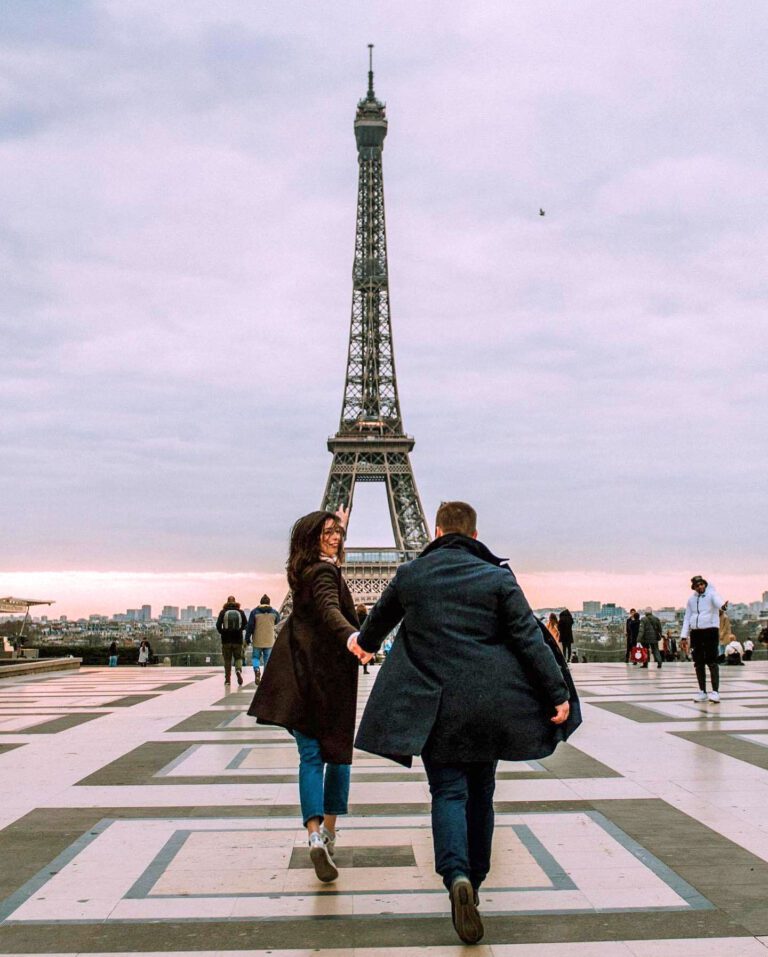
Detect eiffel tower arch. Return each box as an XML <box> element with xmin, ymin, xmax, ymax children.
<box><xmin>321</xmin><ymin>47</ymin><xmax>430</xmax><ymax>605</ymax></box>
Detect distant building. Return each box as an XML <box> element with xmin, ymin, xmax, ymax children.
<box><xmin>160</xmin><ymin>606</ymin><xmax>179</xmax><ymax>621</ymax></box>
<box><xmin>582</xmin><ymin>601</ymin><xmax>601</xmax><ymax>615</ymax></box>
<box><xmin>140</xmin><ymin>605</ymin><xmax>152</xmax><ymax>622</ymax></box>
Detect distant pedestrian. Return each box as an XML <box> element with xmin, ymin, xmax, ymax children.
<box><xmin>546</xmin><ymin>612</ymin><xmax>560</xmax><ymax>644</ymax></box>
<box><xmin>558</xmin><ymin>609</ymin><xmax>574</xmax><ymax>664</ymax></box>
<box><xmin>248</xmin><ymin>507</ymin><xmax>359</xmax><ymax>885</ymax></box>
<box><xmin>638</xmin><ymin>608</ymin><xmax>663</xmax><ymax>668</ymax></box>
<box><xmin>246</xmin><ymin>595</ymin><xmax>280</xmax><ymax>685</ymax></box>
<box><xmin>725</xmin><ymin>638</ymin><xmax>744</xmax><ymax>666</ymax></box>
<box><xmin>137</xmin><ymin>639</ymin><xmax>150</xmax><ymax>667</ymax></box>
<box><xmin>108</xmin><ymin>640</ymin><xmax>118</xmax><ymax>667</ymax></box>
<box><xmin>625</xmin><ymin>609</ymin><xmax>640</xmax><ymax>663</ymax></box>
<box><xmin>681</xmin><ymin>575</ymin><xmax>728</xmax><ymax>703</ymax></box>
<box><xmin>743</xmin><ymin>638</ymin><xmax>754</xmax><ymax>661</ymax></box>
<box><xmin>355</xmin><ymin>604</ymin><xmax>370</xmax><ymax>673</ymax></box>
<box><xmin>216</xmin><ymin>596</ymin><xmax>248</xmax><ymax>686</ymax></box>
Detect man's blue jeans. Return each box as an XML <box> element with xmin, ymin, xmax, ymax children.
<box><xmin>421</xmin><ymin>750</ymin><xmax>498</xmax><ymax>890</ymax></box>
<box><xmin>252</xmin><ymin>647</ymin><xmax>271</xmax><ymax>671</ymax></box>
<box><xmin>293</xmin><ymin>730</ymin><xmax>350</xmax><ymax>826</ymax></box>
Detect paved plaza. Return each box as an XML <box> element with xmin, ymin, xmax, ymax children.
<box><xmin>2</xmin><ymin>662</ymin><xmax>768</xmax><ymax>956</ymax></box>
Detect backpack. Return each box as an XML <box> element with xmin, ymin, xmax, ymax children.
<box><xmin>222</xmin><ymin>608</ymin><xmax>242</xmax><ymax>631</ymax></box>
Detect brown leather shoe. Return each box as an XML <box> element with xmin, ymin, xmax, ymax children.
<box><xmin>449</xmin><ymin>876</ymin><xmax>483</xmax><ymax>944</ymax></box>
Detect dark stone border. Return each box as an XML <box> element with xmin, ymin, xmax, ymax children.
<box><xmin>589</xmin><ymin>700</ymin><xmax>768</xmax><ymax>724</ymax></box>
<box><xmin>0</xmin><ymin>744</ymin><xmax>24</xmax><ymax>756</ymax></box>
<box><xmin>0</xmin><ymin>799</ymin><xmax>766</xmax><ymax>950</ymax></box>
<box><xmin>671</xmin><ymin>729</ymin><xmax>768</xmax><ymax>771</ymax></box>
<box><xmin>18</xmin><ymin>713</ymin><xmax>107</xmax><ymax>735</ymax></box>
<box><xmin>76</xmin><ymin>739</ymin><xmax>618</xmax><ymax>787</ymax></box>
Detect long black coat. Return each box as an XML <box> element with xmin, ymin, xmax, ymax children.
<box><xmin>247</xmin><ymin>562</ymin><xmax>359</xmax><ymax>764</ymax></box>
<box><xmin>355</xmin><ymin>534</ymin><xmax>581</xmax><ymax>767</ymax></box>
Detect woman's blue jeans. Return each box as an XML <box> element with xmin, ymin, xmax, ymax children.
<box><xmin>252</xmin><ymin>647</ymin><xmax>271</xmax><ymax>671</ymax></box>
<box><xmin>293</xmin><ymin>730</ymin><xmax>350</xmax><ymax>826</ymax></box>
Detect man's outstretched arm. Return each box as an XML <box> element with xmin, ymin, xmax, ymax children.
<box><xmin>356</xmin><ymin>576</ymin><xmax>405</xmax><ymax>654</ymax></box>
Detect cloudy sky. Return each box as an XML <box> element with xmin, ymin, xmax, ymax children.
<box><xmin>2</xmin><ymin>1</ymin><xmax>766</xmax><ymax>616</ymax></box>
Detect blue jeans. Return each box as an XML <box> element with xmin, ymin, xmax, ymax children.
<box><xmin>422</xmin><ymin>750</ymin><xmax>498</xmax><ymax>890</ymax></box>
<box><xmin>293</xmin><ymin>730</ymin><xmax>350</xmax><ymax>826</ymax></box>
<box><xmin>252</xmin><ymin>646</ymin><xmax>271</xmax><ymax>671</ymax></box>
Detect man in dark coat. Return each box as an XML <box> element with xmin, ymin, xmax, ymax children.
<box><xmin>216</xmin><ymin>596</ymin><xmax>248</xmax><ymax>686</ymax></box>
<box><xmin>349</xmin><ymin>501</ymin><xmax>580</xmax><ymax>945</ymax></box>
<box><xmin>558</xmin><ymin>608</ymin><xmax>575</xmax><ymax>663</ymax></box>
<box><xmin>625</xmin><ymin>608</ymin><xmax>641</xmax><ymax>663</ymax></box>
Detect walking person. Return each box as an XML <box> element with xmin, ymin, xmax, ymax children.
<box><xmin>246</xmin><ymin>595</ymin><xmax>280</xmax><ymax>685</ymax></box>
<box><xmin>743</xmin><ymin>638</ymin><xmax>755</xmax><ymax>661</ymax></box>
<box><xmin>248</xmin><ymin>508</ymin><xmax>359</xmax><ymax>884</ymax></box>
<box><xmin>638</xmin><ymin>607</ymin><xmax>663</xmax><ymax>668</ymax></box>
<box><xmin>216</xmin><ymin>596</ymin><xmax>248</xmax><ymax>686</ymax></box>
<box><xmin>137</xmin><ymin>638</ymin><xmax>150</xmax><ymax>667</ymax></box>
<box><xmin>348</xmin><ymin>501</ymin><xmax>580</xmax><ymax>944</ymax></box>
<box><xmin>558</xmin><ymin>608</ymin><xmax>574</xmax><ymax>664</ymax></box>
<box><xmin>681</xmin><ymin>575</ymin><xmax>728</xmax><ymax>703</ymax></box>
<box><xmin>107</xmin><ymin>640</ymin><xmax>118</xmax><ymax>667</ymax></box>
<box><xmin>625</xmin><ymin>609</ymin><xmax>641</xmax><ymax>663</ymax></box>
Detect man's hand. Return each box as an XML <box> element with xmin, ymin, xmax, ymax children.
<box><xmin>551</xmin><ymin>701</ymin><xmax>570</xmax><ymax>725</ymax></box>
<box><xmin>335</xmin><ymin>503</ymin><xmax>350</xmax><ymax>529</ymax></box>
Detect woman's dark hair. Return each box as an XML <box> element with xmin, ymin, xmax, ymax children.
<box><xmin>286</xmin><ymin>510</ymin><xmax>344</xmax><ymax>591</ymax></box>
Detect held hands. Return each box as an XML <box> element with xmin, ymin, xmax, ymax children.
<box><xmin>347</xmin><ymin>632</ymin><xmax>373</xmax><ymax>665</ymax></box>
<box><xmin>551</xmin><ymin>701</ymin><xmax>570</xmax><ymax>725</ymax></box>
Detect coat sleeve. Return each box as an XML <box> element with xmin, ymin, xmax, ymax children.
<box><xmin>215</xmin><ymin>610</ymin><xmax>224</xmax><ymax>634</ymax></box>
<box><xmin>310</xmin><ymin>564</ymin><xmax>357</xmax><ymax>647</ymax></box>
<box><xmin>499</xmin><ymin>576</ymin><xmax>569</xmax><ymax>705</ymax></box>
<box><xmin>245</xmin><ymin>610</ymin><xmax>255</xmax><ymax>641</ymax></box>
<box><xmin>358</xmin><ymin>576</ymin><xmax>405</xmax><ymax>653</ymax></box>
<box><xmin>680</xmin><ymin>602</ymin><xmax>692</xmax><ymax>639</ymax></box>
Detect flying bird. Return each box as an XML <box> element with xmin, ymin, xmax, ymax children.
<box><xmin>539</xmin><ymin>208</ymin><xmax>546</xmax><ymax>216</ymax></box>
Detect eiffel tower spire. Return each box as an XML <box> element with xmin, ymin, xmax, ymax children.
<box><xmin>321</xmin><ymin>49</ymin><xmax>430</xmax><ymax>603</ymax></box>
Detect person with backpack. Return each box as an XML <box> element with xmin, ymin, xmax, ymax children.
<box><xmin>216</xmin><ymin>596</ymin><xmax>248</xmax><ymax>686</ymax></box>
<box><xmin>246</xmin><ymin>595</ymin><xmax>280</xmax><ymax>684</ymax></box>
<box><xmin>638</xmin><ymin>607</ymin><xmax>663</xmax><ymax>668</ymax></box>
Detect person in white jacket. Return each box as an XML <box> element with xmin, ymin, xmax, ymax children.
<box><xmin>681</xmin><ymin>575</ymin><xmax>728</xmax><ymax>703</ymax></box>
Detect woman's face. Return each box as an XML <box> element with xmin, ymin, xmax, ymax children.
<box><xmin>319</xmin><ymin>519</ymin><xmax>343</xmax><ymax>559</ymax></box>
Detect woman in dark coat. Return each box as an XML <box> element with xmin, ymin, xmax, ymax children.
<box><xmin>248</xmin><ymin>509</ymin><xmax>359</xmax><ymax>884</ymax></box>
<box><xmin>558</xmin><ymin>608</ymin><xmax>574</xmax><ymax>664</ymax></box>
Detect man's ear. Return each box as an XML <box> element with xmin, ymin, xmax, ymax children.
<box><xmin>435</xmin><ymin>525</ymin><xmax>444</xmax><ymax>539</ymax></box>
<box><xmin>472</xmin><ymin>530</ymin><xmax>478</xmax><ymax>539</ymax></box>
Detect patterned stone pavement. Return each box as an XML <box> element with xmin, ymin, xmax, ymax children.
<box><xmin>2</xmin><ymin>661</ymin><xmax>768</xmax><ymax>956</ymax></box>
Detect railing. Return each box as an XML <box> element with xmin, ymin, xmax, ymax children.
<box><xmin>345</xmin><ymin>548</ymin><xmax>420</xmax><ymax>564</ymax></box>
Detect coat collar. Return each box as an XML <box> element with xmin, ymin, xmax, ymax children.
<box><xmin>419</xmin><ymin>532</ymin><xmax>508</xmax><ymax>568</ymax></box>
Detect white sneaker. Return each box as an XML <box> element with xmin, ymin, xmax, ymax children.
<box><xmin>308</xmin><ymin>832</ymin><xmax>338</xmax><ymax>883</ymax></box>
<box><xmin>708</xmin><ymin>690</ymin><xmax>720</xmax><ymax>703</ymax></box>
<box><xmin>320</xmin><ymin>823</ymin><xmax>337</xmax><ymax>857</ymax></box>
<box><xmin>693</xmin><ymin>691</ymin><xmax>707</xmax><ymax>702</ymax></box>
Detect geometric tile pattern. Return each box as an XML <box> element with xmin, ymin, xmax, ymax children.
<box><xmin>2</xmin><ymin>660</ymin><xmax>768</xmax><ymax>953</ymax></box>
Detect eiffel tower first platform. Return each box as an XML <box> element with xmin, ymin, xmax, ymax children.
<box><xmin>320</xmin><ymin>47</ymin><xmax>430</xmax><ymax>605</ymax></box>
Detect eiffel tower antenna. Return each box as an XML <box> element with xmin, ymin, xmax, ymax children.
<box><xmin>320</xmin><ymin>48</ymin><xmax>430</xmax><ymax>604</ymax></box>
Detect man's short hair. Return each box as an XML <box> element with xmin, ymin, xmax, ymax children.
<box><xmin>436</xmin><ymin>501</ymin><xmax>477</xmax><ymax>536</ymax></box>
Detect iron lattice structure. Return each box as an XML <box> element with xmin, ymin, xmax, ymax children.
<box><xmin>321</xmin><ymin>49</ymin><xmax>430</xmax><ymax>605</ymax></box>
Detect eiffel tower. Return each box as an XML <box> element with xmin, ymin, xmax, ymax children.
<box><xmin>321</xmin><ymin>46</ymin><xmax>430</xmax><ymax>604</ymax></box>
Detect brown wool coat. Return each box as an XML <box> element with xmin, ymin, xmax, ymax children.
<box><xmin>247</xmin><ymin>561</ymin><xmax>359</xmax><ymax>764</ymax></box>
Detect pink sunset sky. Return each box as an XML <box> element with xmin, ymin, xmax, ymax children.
<box><xmin>2</xmin><ymin>1</ymin><xmax>766</xmax><ymax>616</ymax></box>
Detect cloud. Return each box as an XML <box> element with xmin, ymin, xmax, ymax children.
<box><xmin>1</xmin><ymin>1</ymin><xmax>766</xmax><ymax>605</ymax></box>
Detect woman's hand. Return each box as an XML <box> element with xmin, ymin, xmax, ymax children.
<box><xmin>347</xmin><ymin>633</ymin><xmax>373</xmax><ymax>665</ymax></box>
<box><xmin>551</xmin><ymin>701</ymin><xmax>570</xmax><ymax>724</ymax></box>
<box><xmin>335</xmin><ymin>503</ymin><xmax>350</xmax><ymax>529</ymax></box>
